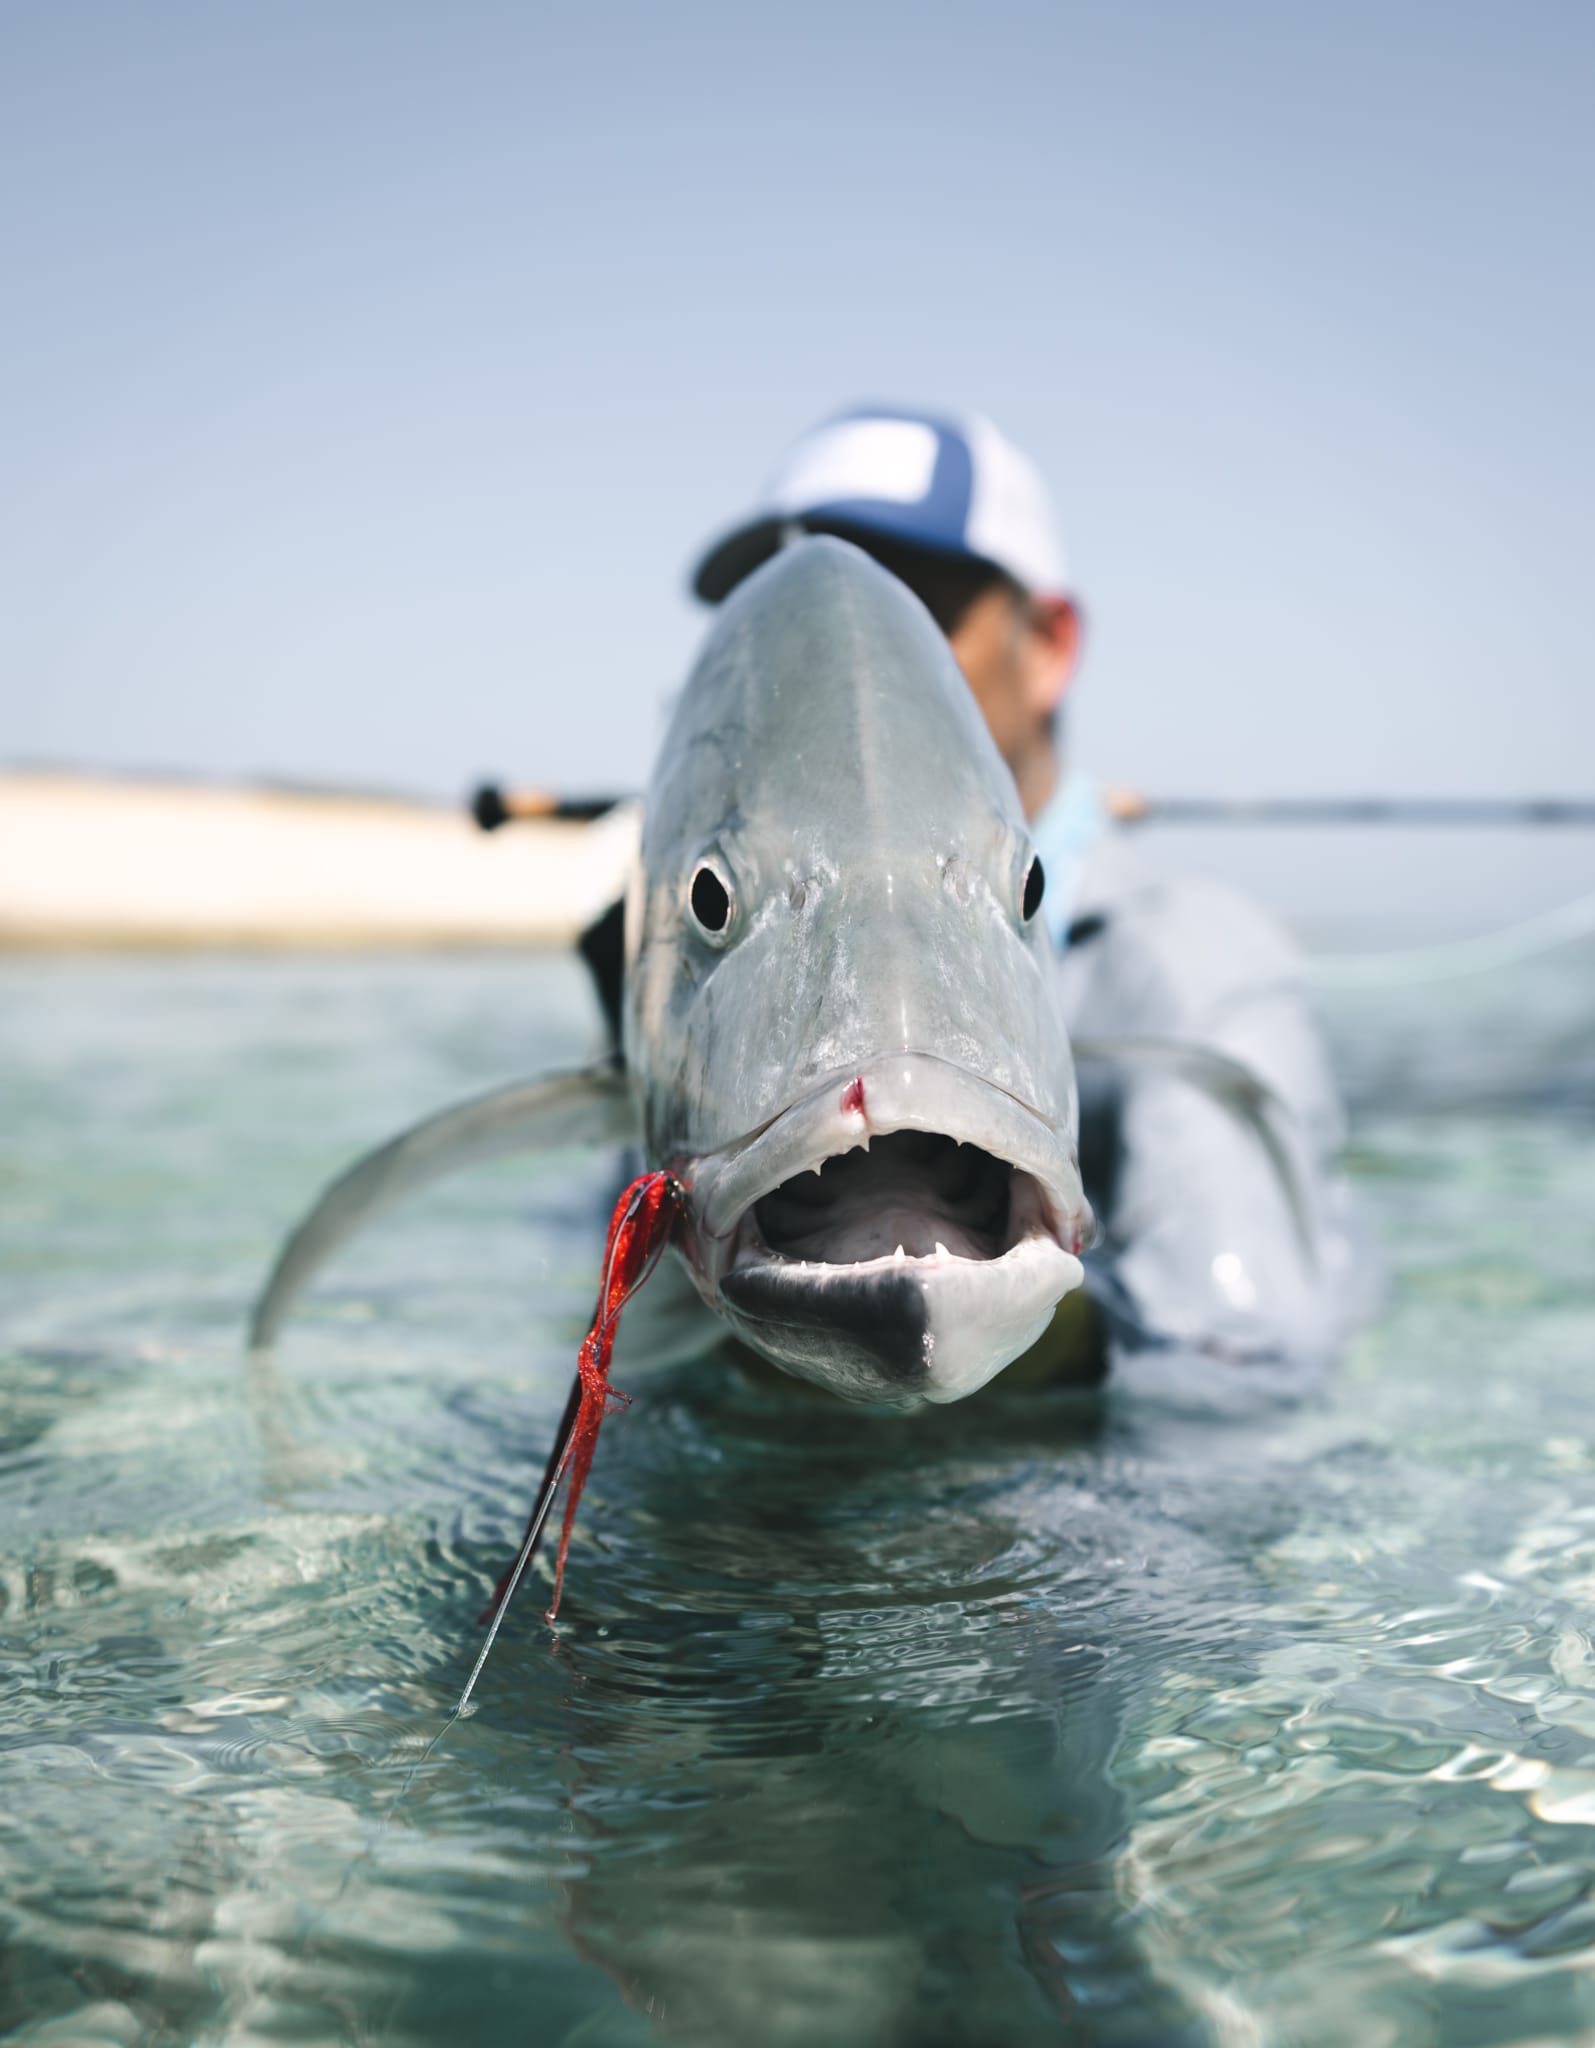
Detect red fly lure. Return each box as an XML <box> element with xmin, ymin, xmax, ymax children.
<box><xmin>544</xmin><ymin>1168</ymin><xmax>682</xmax><ymax>1621</ymax></box>
<box><xmin>472</xmin><ymin>1169</ymin><xmax>682</xmax><ymax>1673</ymax></box>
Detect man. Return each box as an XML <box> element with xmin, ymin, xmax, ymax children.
<box><xmin>690</xmin><ymin>406</ymin><xmax>1090</xmax><ymax>916</ymax></box>
<box><xmin>684</xmin><ymin>404</ymin><xmax>1349</xmax><ymax>1373</ymax></box>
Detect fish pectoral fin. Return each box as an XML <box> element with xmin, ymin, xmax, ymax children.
<box><xmin>249</xmin><ymin>1060</ymin><xmax>637</xmax><ymax>1350</ymax></box>
<box><xmin>1071</xmin><ymin>1036</ymin><xmax>1318</xmax><ymax>1268</ymax></box>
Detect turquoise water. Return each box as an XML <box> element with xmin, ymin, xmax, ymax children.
<box><xmin>3</xmin><ymin>949</ymin><xmax>1593</xmax><ymax>2046</ymax></box>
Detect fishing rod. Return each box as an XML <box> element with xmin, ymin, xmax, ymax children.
<box><xmin>469</xmin><ymin>784</ymin><xmax>1595</xmax><ymax>832</ymax></box>
<box><xmin>1101</xmin><ymin>793</ymin><xmax>1595</xmax><ymax>828</ymax></box>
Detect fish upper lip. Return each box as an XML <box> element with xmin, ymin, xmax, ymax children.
<box><xmin>682</xmin><ymin>1050</ymin><xmax>1084</xmax><ymax>1252</ymax></box>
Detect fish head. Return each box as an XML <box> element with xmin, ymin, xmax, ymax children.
<box><xmin>624</xmin><ymin>537</ymin><xmax>1090</xmax><ymax>1407</ymax></box>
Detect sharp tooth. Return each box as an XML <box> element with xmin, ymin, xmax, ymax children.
<box><xmin>934</xmin><ymin>1240</ymin><xmax>950</xmax><ymax>1259</ymax></box>
<box><xmin>894</xmin><ymin>1244</ymin><xmax>906</xmax><ymax>1260</ymax></box>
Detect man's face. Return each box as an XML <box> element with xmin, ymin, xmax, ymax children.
<box><xmin>948</xmin><ymin>587</ymin><xmax>1082</xmax><ymax>792</ymax></box>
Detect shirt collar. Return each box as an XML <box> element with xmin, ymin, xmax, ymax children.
<box><xmin>1028</xmin><ymin>772</ymin><xmax>1105</xmax><ymax>947</ymax></box>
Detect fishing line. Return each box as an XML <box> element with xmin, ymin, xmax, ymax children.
<box><xmin>315</xmin><ymin>1371</ymin><xmax>576</xmax><ymax>2036</ymax></box>
<box><xmin>368</xmin><ymin>1171</ymin><xmax>683</xmax><ymax>1830</ymax></box>
<box><xmin>334</xmin><ymin>1395</ymin><xmax>578</xmax><ymax>1881</ymax></box>
<box><xmin>1304</xmin><ymin>888</ymin><xmax>1595</xmax><ymax>988</ymax></box>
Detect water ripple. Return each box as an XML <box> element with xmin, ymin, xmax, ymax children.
<box><xmin>3</xmin><ymin>952</ymin><xmax>1594</xmax><ymax>2044</ymax></box>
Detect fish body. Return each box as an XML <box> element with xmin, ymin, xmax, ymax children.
<box><xmin>625</xmin><ymin>537</ymin><xmax>1088</xmax><ymax>1405</ymax></box>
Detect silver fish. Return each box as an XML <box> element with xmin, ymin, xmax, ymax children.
<box><xmin>251</xmin><ymin>538</ymin><xmax>1091</xmax><ymax>1406</ymax></box>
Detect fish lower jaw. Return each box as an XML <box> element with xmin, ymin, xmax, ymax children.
<box><xmin>716</xmin><ymin>1222</ymin><xmax>1085</xmax><ymax>1407</ymax></box>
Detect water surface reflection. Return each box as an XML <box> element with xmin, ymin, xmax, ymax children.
<box><xmin>2</xmin><ymin>952</ymin><xmax>1593</xmax><ymax>2044</ymax></box>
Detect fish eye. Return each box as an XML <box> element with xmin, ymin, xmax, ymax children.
<box><xmin>688</xmin><ymin>857</ymin><xmax>734</xmax><ymax>942</ymax></box>
<box><xmin>1021</xmin><ymin>854</ymin><xmax>1045</xmax><ymax>923</ymax></box>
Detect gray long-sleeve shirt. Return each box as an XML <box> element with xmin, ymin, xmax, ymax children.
<box><xmin>1057</xmin><ymin>830</ymin><xmax>1353</xmax><ymax>1363</ymax></box>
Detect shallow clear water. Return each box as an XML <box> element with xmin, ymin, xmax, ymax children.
<box><xmin>2</xmin><ymin>948</ymin><xmax>1593</xmax><ymax>2046</ymax></box>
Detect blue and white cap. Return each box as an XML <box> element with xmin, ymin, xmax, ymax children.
<box><xmin>691</xmin><ymin>404</ymin><xmax>1070</xmax><ymax>604</ymax></box>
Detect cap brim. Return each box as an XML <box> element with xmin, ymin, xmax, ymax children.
<box><xmin>692</xmin><ymin>507</ymin><xmax>1070</xmax><ymax>606</ymax></box>
<box><xmin>690</xmin><ymin>515</ymin><xmax>792</xmax><ymax>604</ymax></box>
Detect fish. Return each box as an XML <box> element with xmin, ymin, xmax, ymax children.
<box><xmin>251</xmin><ymin>536</ymin><xmax>1092</xmax><ymax>1407</ymax></box>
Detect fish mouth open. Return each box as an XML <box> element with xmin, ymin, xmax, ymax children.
<box><xmin>744</xmin><ymin>1129</ymin><xmax>1055</xmax><ymax>1267</ymax></box>
<box><xmin>684</xmin><ymin>1054</ymin><xmax>1088</xmax><ymax>1406</ymax></box>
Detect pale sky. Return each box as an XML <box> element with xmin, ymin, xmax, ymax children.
<box><xmin>3</xmin><ymin>2</ymin><xmax>1591</xmax><ymax>926</ymax></box>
